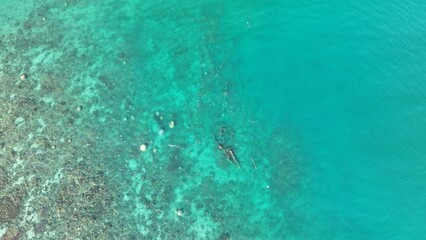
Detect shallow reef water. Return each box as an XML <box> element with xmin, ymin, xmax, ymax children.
<box><xmin>0</xmin><ymin>1</ymin><xmax>301</xmax><ymax>239</ymax></box>
<box><xmin>1</xmin><ymin>0</ymin><xmax>426</xmax><ymax>239</ymax></box>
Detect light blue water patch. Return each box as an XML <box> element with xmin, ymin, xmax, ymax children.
<box><xmin>232</xmin><ymin>1</ymin><xmax>426</xmax><ymax>239</ymax></box>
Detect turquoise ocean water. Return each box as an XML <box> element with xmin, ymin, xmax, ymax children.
<box><xmin>1</xmin><ymin>0</ymin><xmax>426</xmax><ymax>239</ymax></box>
<box><xmin>234</xmin><ymin>1</ymin><xmax>426</xmax><ymax>239</ymax></box>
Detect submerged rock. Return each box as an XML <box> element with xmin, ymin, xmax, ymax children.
<box><xmin>0</xmin><ymin>197</ymin><xmax>20</xmax><ymax>223</ymax></box>
<box><xmin>140</xmin><ymin>143</ymin><xmax>147</xmax><ymax>152</ymax></box>
<box><xmin>20</xmin><ymin>73</ymin><xmax>27</xmax><ymax>80</ymax></box>
<box><xmin>169</xmin><ymin>120</ymin><xmax>175</xmax><ymax>128</ymax></box>
<box><xmin>2</xmin><ymin>225</ymin><xmax>21</xmax><ymax>240</ymax></box>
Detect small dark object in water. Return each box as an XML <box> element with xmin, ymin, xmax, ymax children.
<box><xmin>225</xmin><ymin>148</ymin><xmax>240</xmax><ymax>167</ymax></box>
<box><xmin>216</xmin><ymin>142</ymin><xmax>241</xmax><ymax>167</ymax></box>
<box><xmin>214</xmin><ymin>124</ymin><xmax>240</xmax><ymax>167</ymax></box>
<box><xmin>218</xmin><ymin>143</ymin><xmax>224</xmax><ymax>150</ymax></box>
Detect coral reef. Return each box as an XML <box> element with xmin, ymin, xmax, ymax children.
<box><xmin>0</xmin><ymin>1</ymin><xmax>301</xmax><ymax>239</ymax></box>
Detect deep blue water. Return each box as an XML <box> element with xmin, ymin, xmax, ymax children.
<box><xmin>233</xmin><ymin>1</ymin><xmax>426</xmax><ymax>239</ymax></box>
